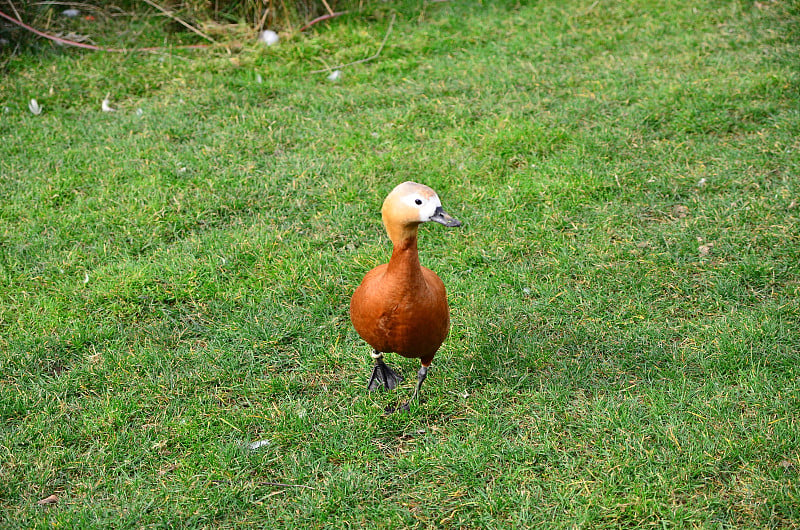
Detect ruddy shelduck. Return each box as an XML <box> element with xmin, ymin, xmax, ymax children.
<box><xmin>350</xmin><ymin>181</ymin><xmax>461</xmax><ymax>410</ymax></box>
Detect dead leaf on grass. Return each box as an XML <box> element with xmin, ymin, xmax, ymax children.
<box><xmin>672</xmin><ymin>205</ymin><xmax>689</xmax><ymax>218</ymax></box>
<box><xmin>37</xmin><ymin>494</ymin><xmax>58</xmax><ymax>505</ymax></box>
<box><xmin>159</xmin><ymin>463</ymin><xmax>178</xmax><ymax>476</ymax></box>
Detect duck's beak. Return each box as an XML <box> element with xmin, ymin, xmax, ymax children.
<box><xmin>429</xmin><ymin>206</ymin><xmax>462</xmax><ymax>227</ymax></box>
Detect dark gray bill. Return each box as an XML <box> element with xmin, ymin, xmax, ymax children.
<box><xmin>429</xmin><ymin>206</ymin><xmax>462</xmax><ymax>227</ymax></box>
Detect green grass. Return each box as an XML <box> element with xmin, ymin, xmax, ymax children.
<box><xmin>1</xmin><ymin>0</ymin><xmax>799</xmax><ymax>526</ymax></box>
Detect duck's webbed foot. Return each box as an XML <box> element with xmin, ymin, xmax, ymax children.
<box><xmin>400</xmin><ymin>365</ymin><xmax>429</xmax><ymax>411</ymax></box>
<box><xmin>367</xmin><ymin>351</ymin><xmax>403</xmax><ymax>391</ymax></box>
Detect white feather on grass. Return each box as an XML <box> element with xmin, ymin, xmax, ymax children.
<box><xmin>102</xmin><ymin>94</ymin><xmax>116</xmax><ymax>112</ymax></box>
<box><xmin>28</xmin><ymin>99</ymin><xmax>42</xmax><ymax>115</ymax></box>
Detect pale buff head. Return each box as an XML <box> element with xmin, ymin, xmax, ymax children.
<box><xmin>381</xmin><ymin>181</ymin><xmax>460</xmax><ymax>244</ymax></box>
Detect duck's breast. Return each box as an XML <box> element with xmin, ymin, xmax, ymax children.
<box><xmin>350</xmin><ymin>265</ymin><xmax>450</xmax><ymax>362</ymax></box>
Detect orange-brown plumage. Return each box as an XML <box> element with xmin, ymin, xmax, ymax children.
<box><xmin>350</xmin><ymin>236</ymin><xmax>449</xmax><ymax>366</ymax></box>
<box><xmin>350</xmin><ymin>182</ymin><xmax>460</xmax><ymax>407</ymax></box>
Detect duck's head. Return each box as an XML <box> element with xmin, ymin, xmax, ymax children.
<box><xmin>381</xmin><ymin>181</ymin><xmax>461</xmax><ymax>245</ymax></box>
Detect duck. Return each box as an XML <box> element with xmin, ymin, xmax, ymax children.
<box><xmin>350</xmin><ymin>181</ymin><xmax>461</xmax><ymax>410</ymax></box>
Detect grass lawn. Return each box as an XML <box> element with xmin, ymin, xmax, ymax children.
<box><xmin>1</xmin><ymin>0</ymin><xmax>799</xmax><ymax>526</ymax></box>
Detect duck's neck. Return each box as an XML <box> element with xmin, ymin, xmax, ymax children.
<box><xmin>386</xmin><ymin>230</ymin><xmax>425</xmax><ymax>284</ymax></box>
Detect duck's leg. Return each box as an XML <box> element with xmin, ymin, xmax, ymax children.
<box><xmin>400</xmin><ymin>365</ymin><xmax>429</xmax><ymax>411</ymax></box>
<box><xmin>367</xmin><ymin>350</ymin><xmax>403</xmax><ymax>391</ymax></box>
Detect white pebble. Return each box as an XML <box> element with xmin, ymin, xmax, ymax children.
<box><xmin>62</xmin><ymin>8</ymin><xmax>80</xmax><ymax>17</ymax></box>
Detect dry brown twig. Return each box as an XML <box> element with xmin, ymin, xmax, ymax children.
<box><xmin>6</xmin><ymin>0</ymin><xmax>22</xmax><ymax>20</ymax></box>
<box><xmin>298</xmin><ymin>10</ymin><xmax>349</xmax><ymax>32</ymax></box>
<box><xmin>0</xmin><ymin>7</ymin><xmax>211</xmax><ymax>53</ymax></box>
<box><xmin>319</xmin><ymin>0</ymin><xmax>335</xmax><ymax>17</ymax></box>
<box><xmin>140</xmin><ymin>0</ymin><xmax>216</xmax><ymax>43</ymax></box>
<box><xmin>255</xmin><ymin>5</ymin><xmax>270</xmax><ymax>32</ymax></box>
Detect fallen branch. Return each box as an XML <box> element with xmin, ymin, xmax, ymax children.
<box><xmin>0</xmin><ymin>8</ymin><xmax>211</xmax><ymax>53</ymax></box>
<box><xmin>310</xmin><ymin>13</ymin><xmax>395</xmax><ymax>74</ymax></box>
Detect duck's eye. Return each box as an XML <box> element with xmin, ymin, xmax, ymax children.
<box><xmin>415</xmin><ymin>199</ymin><xmax>423</xmax><ymax>205</ymax></box>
